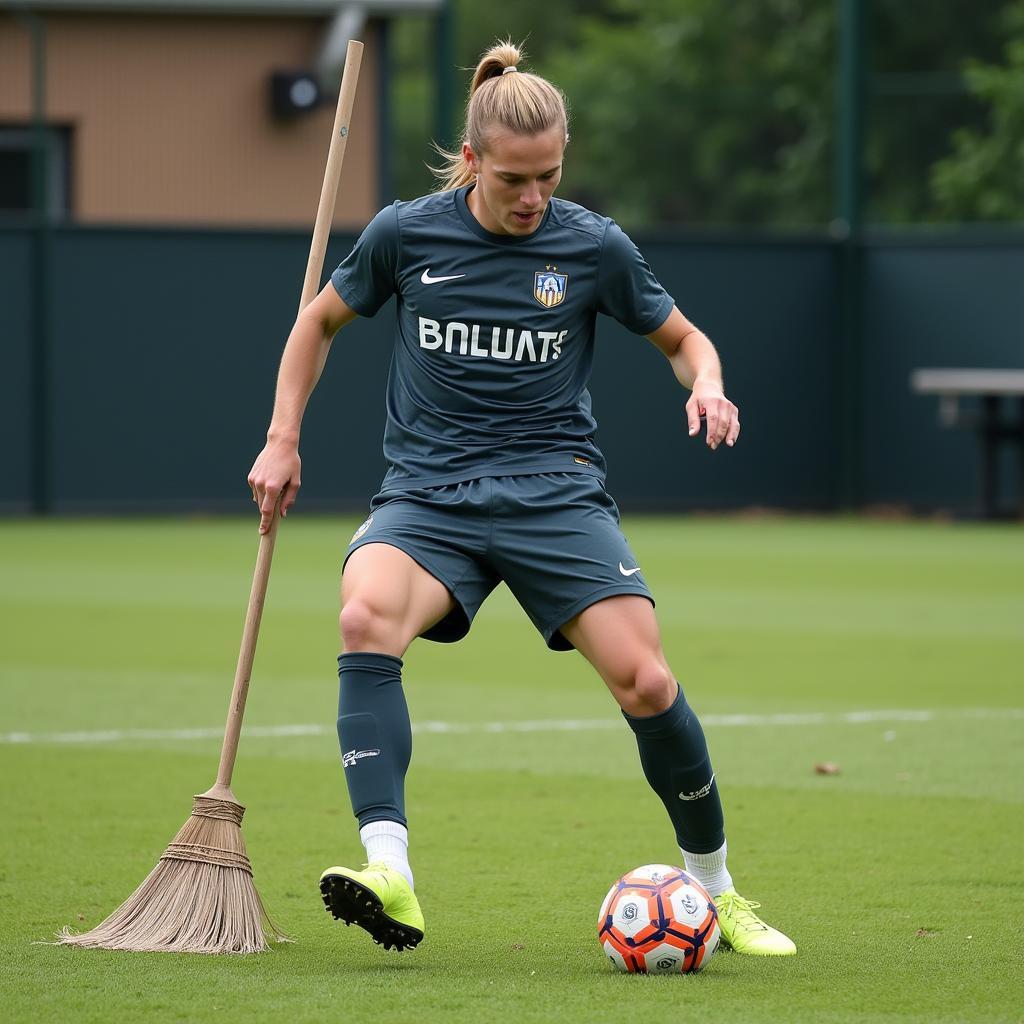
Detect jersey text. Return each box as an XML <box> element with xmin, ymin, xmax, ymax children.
<box><xmin>418</xmin><ymin>318</ymin><xmax>566</xmax><ymax>363</ymax></box>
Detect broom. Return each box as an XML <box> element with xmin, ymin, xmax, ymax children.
<box><xmin>59</xmin><ymin>40</ymin><xmax>365</xmax><ymax>955</ymax></box>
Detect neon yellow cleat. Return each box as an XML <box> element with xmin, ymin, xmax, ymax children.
<box><xmin>319</xmin><ymin>862</ymin><xmax>424</xmax><ymax>952</ymax></box>
<box><xmin>713</xmin><ymin>888</ymin><xmax>797</xmax><ymax>956</ymax></box>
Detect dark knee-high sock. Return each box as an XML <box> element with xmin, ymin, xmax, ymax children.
<box><xmin>622</xmin><ymin>684</ymin><xmax>725</xmax><ymax>855</ymax></box>
<box><xmin>337</xmin><ymin>652</ymin><xmax>411</xmax><ymax>829</ymax></box>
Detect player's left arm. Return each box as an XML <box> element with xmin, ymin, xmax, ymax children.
<box><xmin>646</xmin><ymin>306</ymin><xmax>740</xmax><ymax>450</ymax></box>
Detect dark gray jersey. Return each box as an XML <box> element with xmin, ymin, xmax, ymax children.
<box><xmin>331</xmin><ymin>184</ymin><xmax>673</xmax><ymax>492</ymax></box>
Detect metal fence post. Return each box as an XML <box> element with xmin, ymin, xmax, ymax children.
<box><xmin>835</xmin><ymin>0</ymin><xmax>866</xmax><ymax>508</ymax></box>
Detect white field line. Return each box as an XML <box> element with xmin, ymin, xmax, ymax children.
<box><xmin>2</xmin><ymin>708</ymin><xmax>1022</xmax><ymax>747</ymax></box>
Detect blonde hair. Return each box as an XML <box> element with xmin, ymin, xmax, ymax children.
<box><xmin>433</xmin><ymin>41</ymin><xmax>569</xmax><ymax>192</ymax></box>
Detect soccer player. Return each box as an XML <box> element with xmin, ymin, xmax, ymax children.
<box><xmin>248</xmin><ymin>42</ymin><xmax>795</xmax><ymax>957</ymax></box>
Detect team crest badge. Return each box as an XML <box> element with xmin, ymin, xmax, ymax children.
<box><xmin>351</xmin><ymin>515</ymin><xmax>373</xmax><ymax>543</ymax></box>
<box><xmin>534</xmin><ymin>266</ymin><xmax>568</xmax><ymax>308</ymax></box>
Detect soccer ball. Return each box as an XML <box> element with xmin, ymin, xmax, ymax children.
<box><xmin>598</xmin><ymin>864</ymin><xmax>720</xmax><ymax>974</ymax></box>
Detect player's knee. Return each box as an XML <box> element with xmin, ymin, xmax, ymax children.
<box><xmin>338</xmin><ymin>598</ymin><xmax>393</xmax><ymax>652</ymax></box>
<box><xmin>622</xmin><ymin>660</ymin><xmax>676</xmax><ymax>716</ymax></box>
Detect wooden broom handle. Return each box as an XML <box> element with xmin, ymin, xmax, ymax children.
<box><xmin>205</xmin><ymin>40</ymin><xmax>364</xmax><ymax>799</ymax></box>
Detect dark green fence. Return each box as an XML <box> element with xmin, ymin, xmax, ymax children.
<box><xmin>862</xmin><ymin>235</ymin><xmax>1024</xmax><ymax>510</ymax></box>
<box><xmin>1</xmin><ymin>231</ymin><xmax>34</xmax><ymax>509</ymax></box>
<box><xmin>2</xmin><ymin>225</ymin><xmax>1021</xmax><ymax>514</ymax></box>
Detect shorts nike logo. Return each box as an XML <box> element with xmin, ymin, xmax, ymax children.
<box><xmin>619</xmin><ymin>562</ymin><xmax>642</xmax><ymax>577</ymax></box>
<box><xmin>421</xmin><ymin>269</ymin><xmax>466</xmax><ymax>284</ymax></box>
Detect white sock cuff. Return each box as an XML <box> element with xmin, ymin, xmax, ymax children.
<box><xmin>680</xmin><ymin>840</ymin><xmax>727</xmax><ymax>872</ymax></box>
<box><xmin>360</xmin><ymin>821</ymin><xmax>413</xmax><ymax>889</ymax></box>
<box><xmin>360</xmin><ymin>821</ymin><xmax>408</xmax><ymax>846</ymax></box>
<box><xmin>680</xmin><ymin>840</ymin><xmax>732</xmax><ymax>898</ymax></box>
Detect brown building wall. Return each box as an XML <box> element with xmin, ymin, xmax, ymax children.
<box><xmin>0</xmin><ymin>12</ymin><xmax>379</xmax><ymax>227</ymax></box>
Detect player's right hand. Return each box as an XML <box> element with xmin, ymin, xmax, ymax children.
<box><xmin>247</xmin><ymin>441</ymin><xmax>301</xmax><ymax>534</ymax></box>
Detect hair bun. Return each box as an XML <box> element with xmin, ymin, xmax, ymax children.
<box><xmin>471</xmin><ymin>40</ymin><xmax>524</xmax><ymax>92</ymax></box>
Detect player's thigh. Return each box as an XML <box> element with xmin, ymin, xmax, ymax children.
<box><xmin>341</xmin><ymin>542</ymin><xmax>456</xmax><ymax>654</ymax></box>
<box><xmin>561</xmin><ymin>595</ymin><xmax>676</xmax><ymax>713</ymax></box>
<box><xmin>490</xmin><ymin>473</ymin><xmax>651</xmax><ymax>650</ymax></box>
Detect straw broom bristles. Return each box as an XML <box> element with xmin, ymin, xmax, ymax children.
<box><xmin>59</xmin><ymin>796</ymin><xmax>288</xmax><ymax>954</ymax></box>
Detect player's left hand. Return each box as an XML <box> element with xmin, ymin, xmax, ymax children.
<box><xmin>686</xmin><ymin>381</ymin><xmax>740</xmax><ymax>450</ymax></box>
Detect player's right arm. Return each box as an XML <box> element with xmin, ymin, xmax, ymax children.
<box><xmin>248</xmin><ymin>283</ymin><xmax>357</xmax><ymax>534</ymax></box>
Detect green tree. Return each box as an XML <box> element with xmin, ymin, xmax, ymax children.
<box><xmin>391</xmin><ymin>15</ymin><xmax>438</xmax><ymax>201</ymax></box>
<box><xmin>930</xmin><ymin>1</ymin><xmax>1024</xmax><ymax>220</ymax></box>
<box><xmin>544</xmin><ymin>0</ymin><xmax>835</xmax><ymax>226</ymax></box>
<box><xmin>866</xmin><ymin>0</ymin><xmax>1007</xmax><ymax>223</ymax></box>
<box><xmin>389</xmin><ymin>0</ymin><xmax>1019</xmax><ymax>226</ymax></box>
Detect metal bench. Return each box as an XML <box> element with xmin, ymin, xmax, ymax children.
<box><xmin>910</xmin><ymin>368</ymin><xmax>1024</xmax><ymax>519</ymax></box>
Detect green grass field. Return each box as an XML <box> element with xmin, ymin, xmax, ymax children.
<box><xmin>2</xmin><ymin>516</ymin><xmax>1023</xmax><ymax>1024</ymax></box>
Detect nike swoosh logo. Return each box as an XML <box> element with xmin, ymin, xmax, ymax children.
<box><xmin>421</xmin><ymin>269</ymin><xmax>466</xmax><ymax>285</ymax></box>
<box><xmin>619</xmin><ymin>562</ymin><xmax>642</xmax><ymax>577</ymax></box>
<box><xmin>678</xmin><ymin>773</ymin><xmax>715</xmax><ymax>801</ymax></box>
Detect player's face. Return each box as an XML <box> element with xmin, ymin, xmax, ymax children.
<box><xmin>464</xmin><ymin>127</ymin><xmax>565</xmax><ymax>236</ymax></box>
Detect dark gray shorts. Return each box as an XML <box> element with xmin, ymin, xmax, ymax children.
<box><xmin>345</xmin><ymin>473</ymin><xmax>653</xmax><ymax>651</ymax></box>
